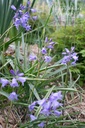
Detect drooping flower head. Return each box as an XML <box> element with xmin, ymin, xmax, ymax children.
<box><xmin>44</xmin><ymin>56</ymin><xmax>52</xmax><ymax>63</ymax></box>
<box><xmin>47</xmin><ymin>41</ymin><xmax>55</xmax><ymax>49</ymax></box>
<box><xmin>29</xmin><ymin>101</ymin><xmax>37</xmax><ymax>111</ymax></box>
<box><xmin>0</xmin><ymin>78</ymin><xmax>9</xmax><ymax>87</ymax></box>
<box><xmin>11</xmin><ymin>0</ymin><xmax>37</xmax><ymax>30</ymax></box>
<box><xmin>10</xmin><ymin>70</ymin><xmax>27</xmax><ymax>87</ymax></box>
<box><xmin>61</xmin><ymin>47</ymin><xmax>78</xmax><ymax>65</ymax></box>
<box><xmin>32</xmin><ymin>16</ymin><xmax>38</xmax><ymax>20</ymax></box>
<box><xmin>31</xmin><ymin>8</ymin><xmax>36</xmax><ymax>13</ymax></box>
<box><xmin>41</xmin><ymin>47</ymin><xmax>47</xmax><ymax>55</ymax></box>
<box><xmin>27</xmin><ymin>1</ymin><xmax>30</xmax><ymax>6</ymax></box>
<box><xmin>10</xmin><ymin>78</ymin><xmax>19</xmax><ymax>88</ymax></box>
<box><xmin>45</xmin><ymin>37</ymin><xmax>48</xmax><ymax>43</ymax></box>
<box><xmin>20</xmin><ymin>4</ymin><xmax>26</xmax><ymax>10</ymax></box>
<box><xmin>8</xmin><ymin>92</ymin><xmax>18</xmax><ymax>101</ymax></box>
<box><xmin>29</xmin><ymin>54</ymin><xmax>37</xmax><ymax>61</ymax></box>
<box><xmin>49</xmin><ymin>91</ymin><xmax>63</xmax><ymax>101</ymax></box>
<box><xmin>11</xmin><ymin>5</ymin><xmax>16</xmax><ymax>11</ymax></box>
<box><xmin>38</xmin><ymin>122</ymin><xmax>45</xmax><ymax>128</ymax></box>
<box><xmin>44</xmin><ymin>37</ymin><xmax>55</xmax><ymax>49</ymax></box>
<box><xmin>30</xmin><ymin>114</ymin><xmax>37</xmax><ymax>121</ymax></box>
<box><xmin>28</xmin><ymin>91</ymin><xmax>63</xmax><ymax>127</ymax></box>
<box><xmin>37</xmin><ymin>98</ymin><xmax>46</xmax><ymax>106</ymax></box>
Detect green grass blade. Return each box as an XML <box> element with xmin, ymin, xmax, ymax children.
<box><xmin>0</xmin><ymin>90</ymin><xmax>9</xmax><ymax>98</ymax></box>
<box><xmin>29</xmin><ymin>83</ymin><xmax>40</xmax><ymax>100</ymax></box>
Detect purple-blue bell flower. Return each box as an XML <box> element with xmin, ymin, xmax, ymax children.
<box><xmin>41</xmin><ymin>101</ymin><xmax>51</xmax><ymax>116</ymax></box>
<box><xmin>38</xmin><ymin>122</ymin><xmax>45</xmax><ymax>128</ymax></box>
<box><xmin>61</xmin><ymin>47</ymin><xmax>78</xmax><ymax>65</ymax></box>
<box><xmin>72</xmin><ymin>53</ymin><xmax>78</xmax><ymax>61</ymax></box>
<box><xmin>10</xmin><ymin>70</ymin><xmax>26</xmax><ymax>86</ymax></box>
<box><xmin>52</xmin><ymin>101</ymin><xmax>62</xmax><ymax>110</ymax></box>
<box><xmin>43</xmin><ymin>100</ymin><xmax>51</xmax><ymax>110</ymax></box>
<box><xmin>49</xmin><ymin>41</ymin><xmax>55</xmax><ymax>45</ymax></box>
<box><xmin>50</xmin><ymin>91</ymin><xmax>63</xmax><ymax>101</ymax></box>
<box><xmin>71</xmin><ymin>47</ymin><xmax>75</xmax><ymax>51</ymax></box>
<box><xmin>64</xmin><ymin>48</ymin><xmax>70</xmax><ymax>54</ymax></box>
<box><xmin>14</xmin><ymin>18</ymin><xmax>21</xmax><ymax>30</ymax></box>
<box><xmin>44</xmin><ymin>56</ymin><xmax>52</xmax><ymax>63</ymax></box>
<box><xmin>54</xmin><ymin>110</ymin><xmax>62</xmax><ymax>117</ymax></box>
<box><xmin>27</xmin><ymin>1</ymin><xmax>30</xmax><ymax>5</ymax></box>
<box><xmin>41</xmin><ymin>47</ymin><xmax>47</xmax><ymax>54</ymax></box>
<box><xmin>10</xmin><ymin>70</ymin><xmax>19</xmax><ymax>76</ymax></box>
<box><xmin>41</xmin><ymin>108</ymin><xmax>51</xmax><ymax>116</ymax></box>
<box><xmin>11</xmin><ymin>5</ymin><xmax>16</xmax><ymax>10</ymax></box>
<box><xmin>8</xmin><ymin>92</ymin><xmax>18</xmax><ymax>101</ymax></box>
<box><xmin>10</xmin><ymin>78</ymin><xmax>19</xmax><ymax>87</ymax></box>
<box><xmin>18</xmin><ymin>10</ymin><xmax>23</xmax><ymax>15</ymax></box>
<box><xmin>47</xmin><ymin>41</ymin><xmax>55</xmax><ymax>49</ymax></box>
<box><xmin>44</xmin><ymin>37</ymin><xmax>55</xmax><ymax>50</ymax></box>
<box><xmin>16</xmin><ymin>72</ymin><xmax>24</xmax><ymax>77</ymax></box>
<box><xmin>29</xmin><ymin>54</ymin><xmax>37</xmax><ymax>61</ymax></box>
<box><xmin>29</xmin><ymin>101</ymin><xmax>37</xmax><ymax>111</ymax></box>
<box><xmin>47</xmin><ymin>44</ymin><xmax>53</xmax><ymax>49</ymax></box>
<box><xmin>31</xmin><ymin>8</ymin><xmax>36</xmax><ymax>13</ymax></box>
<box><xmin>45</xmin><ymin>37</ymin><xmax>48</xmax><ymax>43</ymax></box>
<box><xmin>61</xmin><ymin>56</ymin><xmax>70</xmax><ymax>65</ymax></box>
<box><xmin>17</xmin><ymin>77</ymin><xmax>26</xmax><ymax>86</ymax></box>
<box><xmin>30</xmin><ymin>114</ymin><xmax>37</xmax><ymax>121</ymax></box>
<box><xmin>49</xmin><ymin>38</ymin><xmax>52</xmax><ymax>42</ymax></box>
<box><xmin>25</xmin><ymin>25</ymin><xmax>31</xmax><ymax>31</ymax></box>
<box><xmin>0</xmin><ymin>78</ymin><xmax>9</xmax><ymax>87</ymax></box>
<box><xmin>32</xmin><ymin>16</ymin><xmax>38</xmax><ymax>20</ymax></box>
<box><xmin>20</xmin><ymin>4</ymin><xmax>26</xmax><ymax>10</ymax></box>
<box><xmin>21</xmin><ymin>12</ymin><xmax>30</xmax><ymax>23</ymax></box>
<box><xmin>71</xmin><ymin>61</ymin><xmax>76</xmax><ymax>65</ymax></box>
<box><xmin>37</xmin><ymin>98</ymin><xmax>46</xmax><ymax>106</ymax></box>
<box><xmin>10</xmin><ymin>69</ymin><xmax>24</xmax><ymax>76</ymax></box>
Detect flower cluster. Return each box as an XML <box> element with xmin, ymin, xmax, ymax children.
<box><xmin>28</xmin><ymin>37</ymin><xmax>55</xmax><ymax>63</ymax></box>
<box><xmin>11</xmin><ymin>1</ymin><xmax>37</xmax><ymax>31</ymax></box>
<box><xmin>41</xmin><ymin>37</ymin><xmax>55</xmax><ymax>63</ymax></box>
<box><xmin>28</xmin><ymin>91</ymin><xmax>63</xmax><ymax>128</ymax></box>
<box><xmin>0</xmin><ymin>70</ymin><xmax>27</xmax><ymax>101</ymax></box>
<box><xmin>61</xmin><ymin>47</ymin><xmax>78</xmax><ymax>65</ymax></box>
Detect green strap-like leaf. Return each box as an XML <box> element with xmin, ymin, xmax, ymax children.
<box><xmin>0</xmin><ymin>90</ymin><xmax>9</xmax><ymax>98</ymax></box>
<box><xmin>29</xmin><ymin>83</ymin><xmax>40</xmax><ymax>100</ymax></box>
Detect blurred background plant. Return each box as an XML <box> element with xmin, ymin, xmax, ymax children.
<box><xmin>49</xmin><ymin>19</ymin><xmax>85</xmax><ymax>86</ymax></box>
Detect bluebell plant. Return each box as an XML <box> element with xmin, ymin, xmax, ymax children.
<box><xmin>61</xmin><ymin>47</ymin><xmax>78</xmax><ymax>65</ymax></box>
<box><xmin>8</xmin><ymin>92</ymin><xmax>18</xmax><ymax>101</ymax></box>
<box><xmin>28</xmin><ymin>37</ymin><xmax>55</xmax><ymax>63</ymax></box>
<box><xmin>0</xmin><ymin>70</ymin><xmax>27</xmax><ymax>101</ymax></box>
<box><xmin>11</xmin><ymin>1</ymin><xmax>37</xmax><ymax>31</ymax></box>
<box><xmin>28</xmin><ymin>91</ymin><xmax>63</xmax><ymax>128</ymax></box>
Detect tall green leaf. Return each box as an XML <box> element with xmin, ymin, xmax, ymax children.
<box><xmin>0</xmin><ymin>0</ymin><xmax>23</xmax><ymax>35</ymax></box>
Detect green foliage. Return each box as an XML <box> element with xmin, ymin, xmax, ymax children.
<box><xmin>49</xmin><ymin>19</ymin><xmax>85</xmax><ymax>85</ymax></box>
<box><xmin>61</xmin><ymin>0</ymin><xmax>80</xmax><ymax>12</ymax></box>
<box><xmin>0</xmin><ymin>0</ymin><xmax>23</xmax><ymax>35</ymax></box>
<box><xmin>46</xmin><ymin>0</ymin><xmax>81</xmax><ymax>26</ymax></box>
